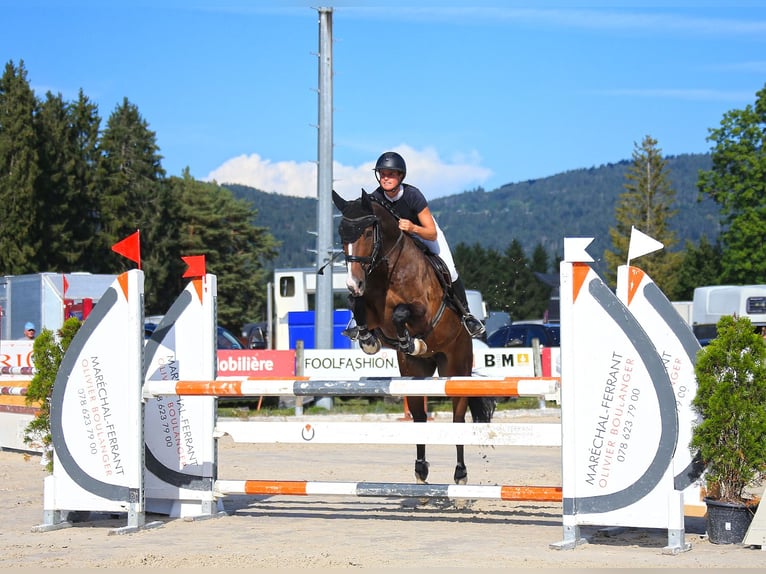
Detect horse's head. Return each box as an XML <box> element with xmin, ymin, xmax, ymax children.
<box><xmin>332</xmin><ymin>190</ymin><xmax>382</xmax><ymax>296</ymax></box>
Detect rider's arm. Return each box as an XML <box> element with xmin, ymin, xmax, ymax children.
<box><xmin>399</xmin><ymin>206</ymin><xmax>437</xmax><ymax>241</ymax></box>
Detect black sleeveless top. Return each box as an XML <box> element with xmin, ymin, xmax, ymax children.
<box><xmin>371</xmin><ymin>184</ymin><xmax>428</xmax><ymax>225</ymax></box>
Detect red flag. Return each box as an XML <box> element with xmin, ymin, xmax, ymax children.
<box><xmin>182</xmin><ymin>255</ymin><xmax>206</xmax><ymax>278</ymax></box>
<box><xmin>111</xmin><ymin>230</ymin><xmax>141</xmax><ymax>269</ymax></box>
<box><xmin>62</xmin><ymin>275</ymin><xmax>69</xmax><ymax>298</ymax></box>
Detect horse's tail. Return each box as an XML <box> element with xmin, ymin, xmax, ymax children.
<box><xmin>468</xmin><ymin>397</ymin><xmax>496</xmax><ymax>422</ymax></box>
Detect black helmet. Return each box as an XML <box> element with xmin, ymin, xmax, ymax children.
<box><xmin>374</xmin><ymin>151</ymin><xmax>406</xmax><ymax>179</ymax></box>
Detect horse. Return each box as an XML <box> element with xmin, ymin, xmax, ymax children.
<box><xmin>332</xmin><ymin>189</ymin><xmax>495</xmax><ymax>485</ymax></box>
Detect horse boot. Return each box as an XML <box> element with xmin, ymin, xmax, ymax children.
<box><xmin>341</xmin><ymin>296</ymin><xmax>380</xmax><ymax>354</ymax></box>
<box><xmin>451</xmin><ymin>277</ymin><xmax>486</xmax><ymax>338</ymax></box>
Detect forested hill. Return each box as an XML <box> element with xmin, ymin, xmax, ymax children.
<box><xmin>225</xmin><ymin>152</ymin><xmax>720</xmax><ymax>270</ymax></box>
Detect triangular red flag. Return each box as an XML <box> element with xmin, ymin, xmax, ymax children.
<box><xmin>182</xmin><ymin>255</ymin><xmax>206</xmax><ymax>278</ymax></box>
<box><xmin>111</xmin><ymin>230</ymin><xmax>141</xmax><ymax>269</ymax></box>
<box><xmin>62</xmin><ymin>275</ymin><xmax>69</xmax><ymax>298</ymax></box>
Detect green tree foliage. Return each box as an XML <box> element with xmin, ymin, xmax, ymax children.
<box><xmin>0</xmin><ymin>60</ymin><xmax>41</xmax><ymax>274</ymax></box>
<box><xmin>698</xmin><ymin>83</ymin><xmax>766</xmax><ymax>284</ymax></box>
<box><xmin>160</xmin><ymin>172</ymin><xmax>279</xmax><ymax>331</ymax></box>
<box><xmin>605</xmin><ymin>135</ymin><xmax>683</xmax><ymax>296</ymax></box>
<box><xmin>674</xmin><ymin>236</ymin><xmax>724</xmax><ymax>300</ymax></box>
<box><xmin>36</xmin><ymin>90</ymin><xmax>102</xmax><ymax>271</ymax></box>
<box><xmin>0</xmin><ymin>60</ymin><xmax>280</xmax><ymax>330</ymax></box>
<box><xmin>95</xmin><ymin>97</ymin><xmax>166</xmax><ymax>272</ymax></box>
<box><xmin>454</xmin><ymin>240</ymin><xmax>551</xmax><ymax>321</ymax></box>
<box><xmin>691</xmin><ymin>315</ymin><xmax>766</xmax><ymax>503</ymax></box>
<box><xmin>25</xmin><ymin>317</ymin><xmax>82</xmax><ymax>472</ymax></box>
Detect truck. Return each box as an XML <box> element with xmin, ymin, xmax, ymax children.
<box><xmin>0</xmin><ymin>272</ymin><xmax>117</xmax><ymax>340</ymax></box>
<box><xmin>270</xmin><ymin>266</ymin><xmax>487</xmax><ymax>351</ymax></box>
<box><xmin>691</xmin><ymin>284</ymin><xmax>766</xmax><ymax>344</ymax></box>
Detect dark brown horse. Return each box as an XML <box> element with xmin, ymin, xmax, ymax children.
<box><xmin>332</xmin><ymin>189</ymin><xmax>495</xmax><ymax>485</ymax></box>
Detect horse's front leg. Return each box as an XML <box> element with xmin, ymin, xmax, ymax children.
<box><xmin>452</xmin><ymin>397</ymin><xmax>468</xmax><ymax>484</ymax></box>
<box><xmin>407</xmin><ymin>395</ymin><xmax>430</xmax><ymax>483</ymax></box>
<box><xmin>392</xmin><ymin>304</ymin><xmax>427</xmax><ymax>355</ymax></box>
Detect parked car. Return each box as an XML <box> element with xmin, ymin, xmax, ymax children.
<box><xmin>144</xmin><ymin>318</ymin><xmax>244</xmax><ymax>350</ymax></box>
<box><xmin>486</xmin><ymin>322</ymin><xmax>560</xmax><ymax>348</ymax></box>
<box><xmin>241</xmin><ymin>321</ymin><xmax>269</xmax><ymax>349</ymax></box>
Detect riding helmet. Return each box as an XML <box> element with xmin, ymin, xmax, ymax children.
<box><xmin>374</xmin><ymin>151</ymin><xmax>407</xmax><ymax>179</ymax></box>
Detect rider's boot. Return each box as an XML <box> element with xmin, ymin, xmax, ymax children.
<box><xmin>451</xmin><ymin>277</ymin><xmax>486</xmax><ymax>338</ymax></box>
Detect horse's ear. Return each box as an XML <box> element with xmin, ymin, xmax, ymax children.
<box><xmin>361</xmin><ymin>189</ymin><xmax>372</xmax><ymax>210</ymax></box>
<box><xmin>332</xmin><ymin>190</ymin><xmax>347</xmax><ymax>212</ymax></box>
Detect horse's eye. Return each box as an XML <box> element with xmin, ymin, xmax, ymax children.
<box><xmin>364</xmin><ymin>229</ymin><xmax>373</xmax><ymax>239</ymax></box>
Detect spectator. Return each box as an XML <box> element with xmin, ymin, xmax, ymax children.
<box><xmin>19</xmin><ymin>322</ymin><xmax>36</xmax><ymax>340</ymax></box>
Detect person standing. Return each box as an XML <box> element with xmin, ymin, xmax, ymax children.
<box><xmin>19</xmin><ymin>322</ymin><xmax>36</xmax><ymax>340</ymax></box>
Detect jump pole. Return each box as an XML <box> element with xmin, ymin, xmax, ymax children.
<box><xmin>215</xmin><ymin>479</ymin><xmax>563</xmax><ymax>502</ymax></box>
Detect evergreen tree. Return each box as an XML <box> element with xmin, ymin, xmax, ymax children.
<box><xmin>95</xmin><ymin>97</ymin><xmax>165</xmax><ymax>272</ymax></box>
<box><xmin>674</xmin><ymin>236</ymin><xmax>724</xmax><ymax>300</ymax></box>
<box><xmin>0</xmin><ymin>60</ymin><xmax>41</xmax><ymax>274</ymax></box>
<box><xmin>168</xmin><ymin>172</ymin><xmax>279</xmax><ymax>331</ymax></box>
<box><xmin>605</xmin><ymin>135</ymin><xmax>683</xmax><ymax>295</ymax></box>
<box><xmin>530</xmin><ymin>243</ymin><xmax>550</xmax><ymax>273</ymax></box>
<box><xmin>698</xmin><ymin>83</ymin><xmax>766</xmax><ymax>284</ymax></box>
<box><xmin>36</xmin><ymin>90</ymin><xmax>101</xmax><ymax>271</ymax></box>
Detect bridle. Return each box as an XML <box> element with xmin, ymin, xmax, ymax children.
<box><xmin>339</xmin><ymin>203</ymin><xmax>405</xmax><ymax>275</ymax></box>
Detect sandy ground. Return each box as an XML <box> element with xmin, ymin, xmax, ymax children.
<box><xmin>0</xmin><ymin>410</ymin><xmax>763</xmax><ymax>570</ymax></box>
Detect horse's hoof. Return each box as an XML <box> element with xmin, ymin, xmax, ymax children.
<box><xmin>359</xmin><ymin>334</ymin><xmax>381</xmax><ymax>355</ymax></box>
<box><xmin>454</xmin><ymin>463</ymin><xmax>467</xmax><ymax>485</ymax></box>
<box><xmin>415</xmin><ymin>459</ymin><xmax>430</xmax><ymax>483</ymax></box>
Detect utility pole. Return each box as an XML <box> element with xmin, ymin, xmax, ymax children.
<box><xmin>314</xmin><ymin>7</ymin><xmax>334</xmax><ymax>350</ymax></box>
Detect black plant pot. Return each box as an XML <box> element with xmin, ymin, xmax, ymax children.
<box><xmin>704</xmin><ymin>497</ymin><xmax>758</xmax><ymax>544</ymax></box>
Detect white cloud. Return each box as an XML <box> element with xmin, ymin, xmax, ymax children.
<box><xmin>205</xmin><ymin>144</ymin><xmax>493</xmax><ymax>201</ymax></box>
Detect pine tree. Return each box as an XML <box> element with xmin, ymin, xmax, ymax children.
<box><xmin>605</xmin><ymin>135</ymin><xmax>683</xmax><ymax>295</ymax></box>
<box><xmin>165</xmin><ymin>172</ymin><xmax>279</xmax><ymax>331</ymax></box>
<box><xmin>95</xmin><ymin>97</ymin><xmax>165</xmax><ymax>272</ymax></box>
<box><xmin>35</xmin><ymin>90</ymin><xmax>101</xmax><ymax>271</ymax></box>
<box><xmin>0</xmin><ymin>60</ymin><xmax>41</xmax><ymax>274</ymax></box>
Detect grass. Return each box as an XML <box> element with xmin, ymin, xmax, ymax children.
<box><xmin>218</xmin><ymin>397</ymin><xmax>559</xmax><ymax>418</ymax></box>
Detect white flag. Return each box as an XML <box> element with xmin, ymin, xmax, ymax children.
<box><xmin>627</xmin><ymin>226</ymin><xmax>664</xmax><ymax>263</ymax></box>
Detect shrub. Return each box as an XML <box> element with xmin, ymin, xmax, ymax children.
<box><xmin>24</xmin><ymin>317</ymin><xmax>81</xmax><ymax>472</ymax></box>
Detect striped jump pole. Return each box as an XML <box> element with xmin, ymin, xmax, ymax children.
<box><xmin>142</xmin><ymin>376</ymin><xmax>560</xmax><ymax>399</ymax></box>
<box><xmin>0</xmin><ymin>366</ymin><xmax>35</xmax><ymax>376</ymax></box>
<box><xmin>215</xmin><ymin>479</ymin><xmax>563</xmax><ymax>502</ymax></box>
<box><xmin>0</xmin><ymin>385</ymin><xmax>28</xmax><ymax>396</ymax></box>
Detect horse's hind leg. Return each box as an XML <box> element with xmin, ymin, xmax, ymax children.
<box><xmin>407</xmin><ymin>395</ymin><xmax>430</xmax><ymax>483</ymax></box>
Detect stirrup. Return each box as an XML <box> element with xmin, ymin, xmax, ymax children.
<box><xmin>462</xmin><ymin>315</ymin><xmax>486</xmax><ymax>338</ymax></box>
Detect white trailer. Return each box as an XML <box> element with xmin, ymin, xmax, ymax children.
<box><xmin>691</xmin><ymin>284</ymin><xmax>766</xmax><ymax>342</ymax></box>
<box><xmin>0</xmin><ymin>272</ymin><xmax>117</xmax><ymax>340</ymax></box>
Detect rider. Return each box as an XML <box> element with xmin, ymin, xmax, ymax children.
<box><xmin>343</xmin><ymin>151</ymin><xmax>486</xmax><ymax>349</ymax></box>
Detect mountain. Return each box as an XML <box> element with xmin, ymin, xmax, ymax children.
<box><xmin>225</xmin><ymin>153</ymin><xmax>720</xmax><ymax>271</ymax></box>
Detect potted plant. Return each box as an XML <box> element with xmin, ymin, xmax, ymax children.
<box><xmin>691</xmin><ymin>314</ymin><xmax>766</xmax><ymax>544</ymax></box>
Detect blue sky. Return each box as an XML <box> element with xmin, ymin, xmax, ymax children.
<box><xmin>3</xmin><ymin>1</ymin><xmax>765</xmax><ymax>200</ymax></box>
